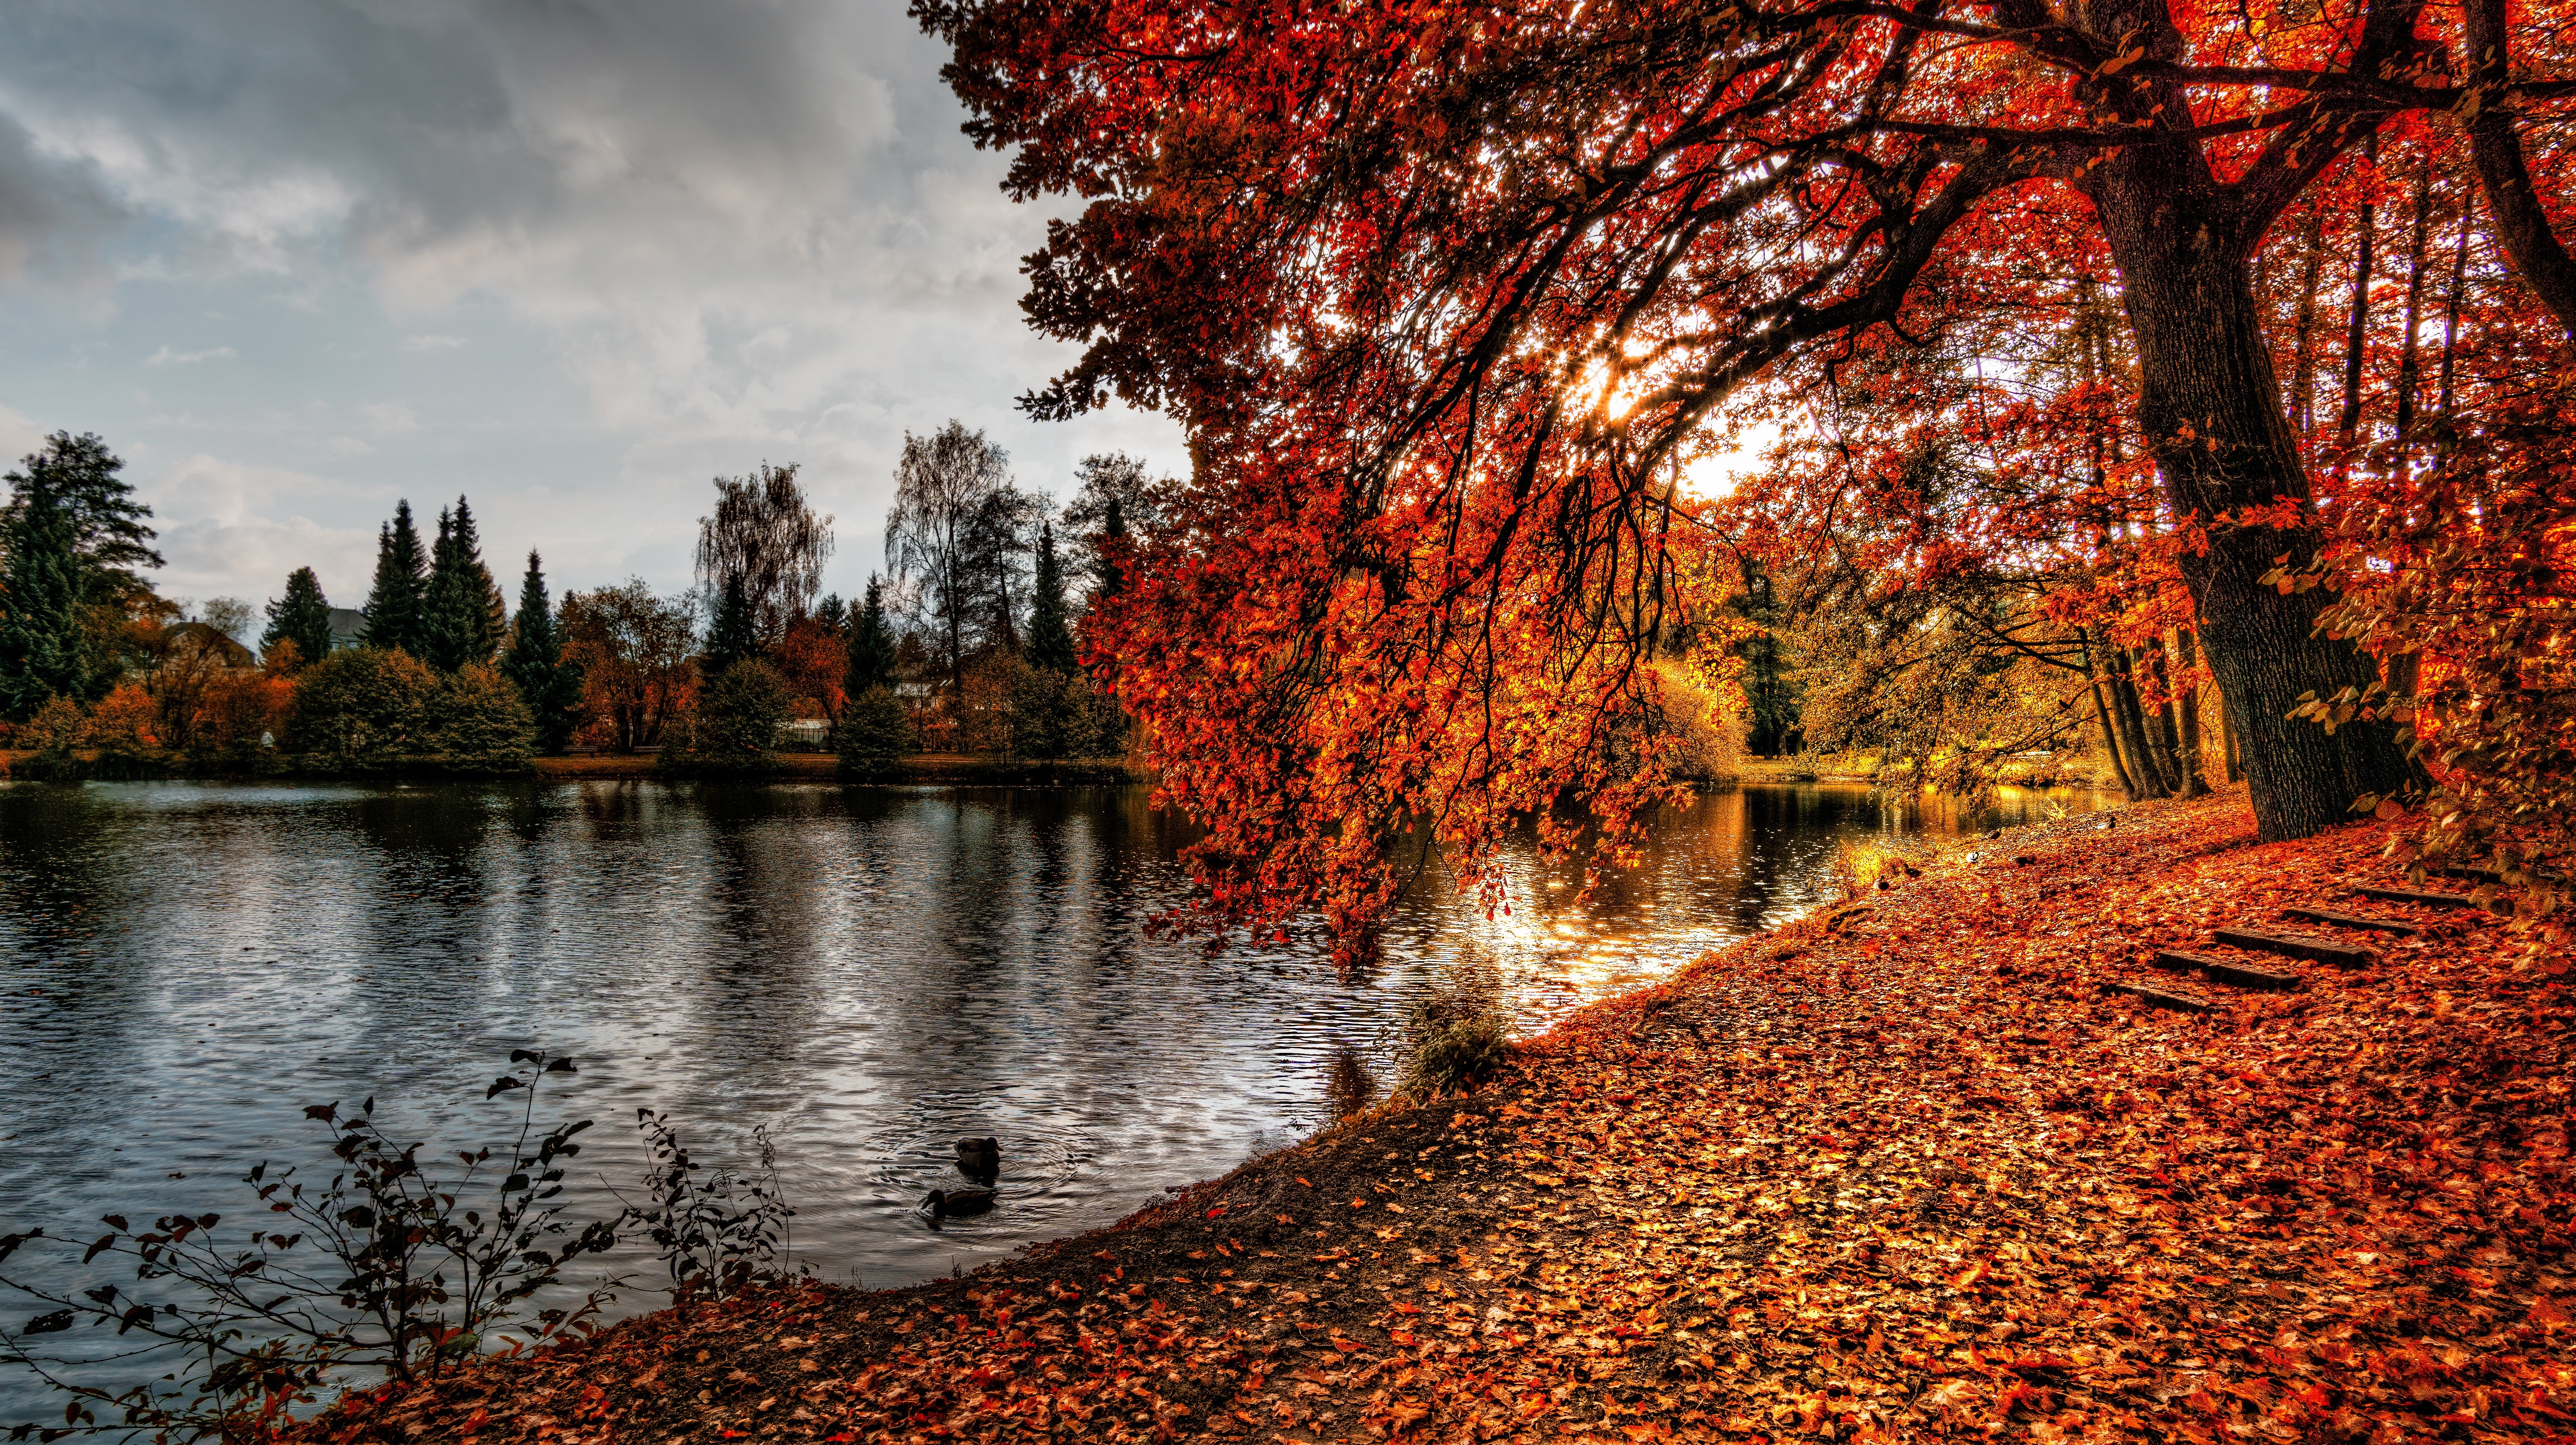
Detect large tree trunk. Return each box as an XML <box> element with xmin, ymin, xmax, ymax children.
<box><xmin>2105</xmin><ymin>647</ymin><xmax>2171</xmax><ymax>799</ymax></box>
<box><xmin>2086</xmin><ymin>159</ymin><xmax>2414</xmax><ymax>840</ymax></box>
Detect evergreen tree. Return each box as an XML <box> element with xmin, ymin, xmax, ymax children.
<box><xmin>260</xmin><ymin>567</ymin><xmax>334</xmax><ymax>670</ymax></box>
<box><xmin>0</xmin><ymin>475</ymin><xmax>90</xmax><ymax>718</ymax></box>
<box><xmin>0</xmin><ymin>432</ymin><xmax>161</xmax><ymax>716</ymax></box>
<box><xmin>814</xmin><ymin>593</ymin><xmax>847</xmax><ymax>633</ymax></box>
<box><xmin>360</xmin><ymin>501</ymin><xmax>429</xmax><ymax>653</ymax></box>
<box><xmin>702</xmin><ymin>573</ymin><xmax>759</xmax><ymax>678</ymax></box>
<box><xmin>420</xmin><ymin>496</ymin><xmax>502</xmax><ymax>671</ymax></box>
<box><xmin>1027</xmin><ymin>522</ymin><xmax>1076</xmax><ymax>672</ymax></box>
<box><xmin>1097</xmin><ymin>496</ymin><xmax>1128</xmax><ymax>597</ymax></box>
<box><xmin>502</xmin><ymin>550</ymin><xmax>585</xmax><ymax>753</ymax></box>
<box><xmin>846</xmin><ymin>575</ymin><xmax>898</xmax><ymax>693</ymax></box>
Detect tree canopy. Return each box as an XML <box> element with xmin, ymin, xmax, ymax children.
<box><xmin>919</xmin><ymin>0</ymin><xmax>2576</xmax><ymax>953</ymax></box>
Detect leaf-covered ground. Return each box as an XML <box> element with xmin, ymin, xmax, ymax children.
<box><xmin>302</xmin><ymin>791</ymin><xmax>2572</xmax><ymax>1444</ymax></box>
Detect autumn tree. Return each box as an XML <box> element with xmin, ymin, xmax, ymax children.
<box><xmin>360</xmin><ymin>501</ymin><xmax>430</xmax><ymax>654</ymax></box>
<box><xmin>920</xmin><ymin>0</ymin><xmax>2576</xmax><ymax>943</ymax></box>
<box><xmin>260</xmin><ymin>568</ymin><xmax>334</xmax><ymax>670</ymax></box>
<box><xmin>561</xmin><ymin>581</ymin><xmax>696</xmax><ymax>753</ymax></box>
<box><xmin>695</xmin><ymin>463</ymin><xmax>833</xmax><ymax>650</ymax></box>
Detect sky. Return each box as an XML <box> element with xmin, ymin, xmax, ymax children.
<box><xmin>0</xmin><ymin>0</ymin><xmax>1189</xmax><ymax>622</ymax></box>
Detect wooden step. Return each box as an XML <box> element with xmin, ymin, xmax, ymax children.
<box><xmin>2281</xmin><ymin>905</ymin><xmax>2419</xmax><ymax>936</ymax></box>
<box><xmin>2351</xmin><ymin>885</ymin><xmax>2477</xmax><ymax>909</ymax></box>
<box><xmin>2155</xmin><ymin>950</ymin><xmax>2306</xmax><ymax>992</ymax></box>
<box><xmin>2211</xmin><ymin>926</ymin><xmax>2375</xmax><ymax>970</ymax></box>
<box><xmin>2103</xmin><ymin>980</ymin><xmax>2213</xmax><ymax>1014</ymax></box>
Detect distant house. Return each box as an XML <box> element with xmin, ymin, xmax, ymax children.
<box><xmin>327</xmin><ymin>608</ymin><xmax>367</xmax><ymax>652</ymax></box>
<box><xmin>153</xmin><ymin>622</ymin><xmax>257</xmax><ymax>670</ymax></box>
<box><xmin>777</xmin><ymin>719</ymin><xmax>831</xmax><ymax>751</ymax></box>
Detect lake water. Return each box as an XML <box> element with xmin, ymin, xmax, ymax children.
<box><xmin>0</xmin><ymin>778</ymin><xmax>2095</xmax><ymax>1415</ymax></box>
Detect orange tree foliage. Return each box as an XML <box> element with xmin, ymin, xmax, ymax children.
<box><xmin>919</xmin><ymin>0</ymin><xmax>2576</xmax><ymax>951</ymax></box>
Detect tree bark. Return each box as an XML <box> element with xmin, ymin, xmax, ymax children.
<box><xmin>2336</xmin><ymin>134</ymin><xmax>2378</xmax><ymax>456</ymax></box>
<box><xmin>2174</xmin><ymin>628</ymin><xmax>2212</xmax><ymax>796</ymax></box>
<box><xmin>2083</xmin><ymin>137</ymin><xmax>2414</xmax><ymax>840</ymax></box>
<box><xmin>2138</xmin><ymin>643</ymin><xmax>2189</xmax><ymax>794</ymax></box>
<box><xmin>2392</xmin><ymin>151</ymin><xmax>2437</xmax><ymax>447</ymax></box>
<box><xmin>2465</xmin><ymin>0</ymin><xmax>2576</xmax><ymax>336</ymax></box>
<box><xmin>2105</xmin><ymin>646</ymin><xmax>2171</xmax><ymax>799</ymax></box>
<box><xmin>2082</xmin><ymin>629</ymin><xmax>2144</xmax><ymax>800</ymax></box>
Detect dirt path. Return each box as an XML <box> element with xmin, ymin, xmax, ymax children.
<box><xmin>302</xmin><ymin>791</ymin><xmax>2571</xmax><ymax>1444</ymax></box>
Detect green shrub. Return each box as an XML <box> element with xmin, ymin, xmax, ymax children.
<box><xmin>837</xmin><ymin>684</ymin><xmax>911</xmax><ymax>779</ymax></box>
<box><xmin>661</xmin><ymin>659</ymin><xmax>791</xmax><ymax>776</ymax></box>
<box><xmin>286</xmin><ymin>647</ymin><xmax>437</xmax><ymax>761</ymax></box>
<box><xmin>430</xmin><ymin>663</ymin><xmax>537</xmax><ymax>770</ymax></box>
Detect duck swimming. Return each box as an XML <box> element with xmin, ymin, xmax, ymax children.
<box><xmin>923</xmin><ymin>1187</ymin><xmax>996</xmax><ymax>1218</ymax></box>
<box><xmin>955</xmin><ymin>1137</ymin><xmax>1000</xmax><ymax>1177</ymax></box>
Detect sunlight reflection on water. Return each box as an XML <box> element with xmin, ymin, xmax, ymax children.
<box><xmin>0</xmin><ymin>777</ymin><xmax>2094</xmax><ymax>1410</ymax></box>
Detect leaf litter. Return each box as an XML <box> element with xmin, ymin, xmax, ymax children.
<box><xmin>295</xmin><ymin>791</ymin><xmax>2571</xmax><ymax>1443</ymax></box>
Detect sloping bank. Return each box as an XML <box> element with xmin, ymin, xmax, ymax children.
<box><xmin>300</xmin><ymin>791</ymin><xmax>2570</xmax><ymax>1444</ymax></box>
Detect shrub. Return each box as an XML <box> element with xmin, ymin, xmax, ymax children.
<box><xmin>0</xmin><ymin>1051</ymin><xmax>619</xmax><ymax>1438</ymax></box>
<box><xmin>23</xmin><ymin>694</ymin><xmax>86</xmax><ymax>756</ymax></box>
<box><xmin>83</xmin><ymin>681</ymin><xmax>161</xmax><ymax>755</ymax></box>
<box><xmin>429</xmin><ymin>663</ymin><xmax>538</xmax><ymax>770</ymax></box>
<box><xmin>660</xmin><ymin>659</ymin><xmax>791</xmax><ymax>775</ymax></box>
<box><xmin>287</xmin><ymin>647</ymin><xmax>437</xmax><ymax>761</ymax></box>
<box><xmin>837</xmin><ymin>684</ymin><xmax>912</xmax><ymax>779</ymax></box>
<box><xmin>1389</xmin><ymin>967</ymin><xmax>1513</xmax><ymax>1101</ymax></box>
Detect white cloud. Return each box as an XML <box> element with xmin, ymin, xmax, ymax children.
<box><xmin>144</xmin><ymin>344</ymin><xmax>235</xmax><ymax>367</ymax></box>
<box><xmin>149</xmin><ymin>452</ymin><xmax>384</xmax><ymax>599</ymax></box>
<box><xmin>0</xmin><ymin>0</ymin><xmax>1190</xmax><ymax>602</ymax></box>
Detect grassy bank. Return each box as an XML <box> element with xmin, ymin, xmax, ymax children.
<box><xmin>296</xmin><ymin>789</ymin><xmax>2567</xmax><ymax>1443</ymax></box>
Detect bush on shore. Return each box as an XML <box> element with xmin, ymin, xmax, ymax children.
<box><xmin>660</xmin><ymin>659</ymin><xmax>792</xmax><ymax>776</ymax></box>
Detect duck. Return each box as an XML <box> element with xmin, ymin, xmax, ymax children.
<box><xmin>955</xmin><ymin>1137</ymin><xmax>1000</xmax><ymax>1177</ymax></box>
<box><xmin>923</xmin><ymin>1187</ymin><xmax>997</xmax><ymax>1218</ymax></box>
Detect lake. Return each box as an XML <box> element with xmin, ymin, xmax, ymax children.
<box><xmin>0</xmin><ymin>778</ymin><xmax>2095</xmax><ymax>1414</ymax></box>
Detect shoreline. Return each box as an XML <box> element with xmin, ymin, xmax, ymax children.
<box><xmin>0</xmin><ymin>749</ymin><xmax>1149</xmax><ymax>786</ymax></box>
<box><xmin>292</xmin><ymin>787</ymin><xmax>2569</xmax><ymax>1444</ymax></box>
<box><xmin>1</xmin><ymin>749</ymin><xmax>2113</xmax><ymax>794</ymax></box>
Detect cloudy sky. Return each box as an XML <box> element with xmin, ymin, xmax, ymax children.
<box><xmin>0</xmin><ymin>0</ymin><xmax>1187</xmax><ymax>620</ymax></box>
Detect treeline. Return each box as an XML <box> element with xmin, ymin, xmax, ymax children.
<box><xmin>0</xmin><ymin>421</ymin><xmax>1153</xmax><ymax>778</ymax></box>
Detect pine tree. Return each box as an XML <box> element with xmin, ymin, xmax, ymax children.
<box><xmin>0</xmin><ymin>474</ymin><xmax>90</xmax><ymax>719</ymax></box>
<box><xmin>0</xmin><ymin>432</ymin><xmax>160</xmax><ymax>715</ymax></box>
<box><xmin>421</xmin><ymin>496</ymin><xmax>502</xmax><ymax>671</ymax></box>
<box><xmin>1097</xmin><ymin>496</ymin><xmax>1127</xmax><ymax>597</ymax></box>
<box><xmin>1027</xmin><ymin>522</ymin><xmax>1076</xmax><ymax>672</ymax></box>
<box><xmin>502</xmin><ymin>551</ymin><xmax>584</xmax><ymax>754</ymax></box>
<box><xmin>360</xmin><ymin>501</ymin><xmax>429</xmax><ymax>654</ymax></box>
<box><xmin>703</xmin><ymin>573</ymin><xmax>759</xmax><ymax>678</ymax></box>
<box><xmin>260</xmin><ymin>566</ymin><xmax>334</xmax><ymax>670</ymax></box>
<box><xmin>846</xmin><ymin>575</ymin><xmax>898</xmax><ymax>693</ymax></box>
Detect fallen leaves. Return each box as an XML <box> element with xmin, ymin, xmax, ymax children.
<box><xmin>290</xmin><ymin>793</ymin><xmax>2570</xmax><ymax>1445</ymax></box>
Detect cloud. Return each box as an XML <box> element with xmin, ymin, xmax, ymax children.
<box><xmin>0</xmin><ymin>0</ymin><xmax>1190</xmax><ymax>601</ymax></box>
<box><xmin>0</xmin><ymin>107</ymin><xmax>125</xmax><ymax>281</ymax></box>
<box><xmin>148</xmin><ymin>452</ymin><xmax>386</xmax><ymax>600</ymax></box>
<box><xmin>144</xmin><ymin>344</ymin><xmax>236</xmax><ymax>366</ymax></box>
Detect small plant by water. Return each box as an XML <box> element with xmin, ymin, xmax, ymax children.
<box><xmin>1388</xmin><ymin>960</ymin><xmax>1513</xmax><ymax>1101</ymax></box>
<box><xmin>0</xmin><ymin>1050</ymin><xmax>617</xmax><ymax>1442</ymax></box>
<box><xmin>622</xmin><ymin>1115</ymin><xmax>800</xmax><ymax>1301</ymax></box>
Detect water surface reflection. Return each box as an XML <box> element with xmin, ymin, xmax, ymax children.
<box><xmin>0</xmin><ymin>779</ymin><xmax>2092</xmax><ymax>1369</ymax></box>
